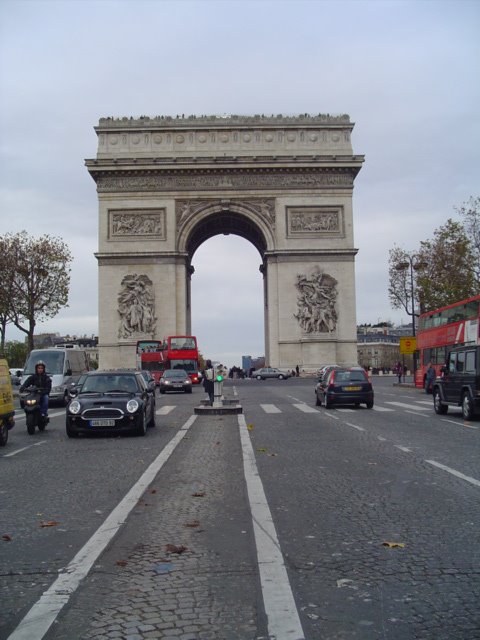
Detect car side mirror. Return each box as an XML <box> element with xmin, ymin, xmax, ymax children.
<box><xmin>69</xmin><ymin>388</ymin><xmax>78</xmax><ymax>398</ymax></box>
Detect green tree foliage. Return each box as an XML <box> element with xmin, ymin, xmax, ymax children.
<box><xmin>0</xmin><ymin>232</ymin><xmax>72</xmax><ymax>351</ymax></box>
<box><xmin>1</xmin><ymin>341</ymin><xmax>28</xmax><ymax>368</ymax></box>
<box><xmin>388</xmin><ymin>202</ymin><xmax>478</xmax><ymax>317</ymax></box>
<box><xmin>416</xmin><ymin>219</ymin><xmax>477</xmax><ymax>310</ymax></box>
<box><xmin>455</xmin><ymin>196</ymin><xmax>480</xmax><ymax>283</ymax></box>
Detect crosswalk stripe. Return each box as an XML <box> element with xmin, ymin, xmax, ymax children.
<box><xmin>260</xmin><ymin>404</ymin><xmax>281</xmax><ymax>414</ymax></box>
<box><xmin>385</xmin><ymin>401</ymin><xmax>430</xmax><ymax>411</ymax></box>
<box><xmin>372</xmin><ymin>406</ymin><xmax>395</xmax><ymax>412</ymax></box>
<box><xmin>293</xmin><ymin>404</ymin><xmax>319</xmax><ymax>413</ymax></box>
<box><xmin>156</xmin><ymin>406</ymin><xmax>175</xmax><ymax>415</ymax></box>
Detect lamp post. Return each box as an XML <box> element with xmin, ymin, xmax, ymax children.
<box><xmin>395</xmin><ymin>255</ymin><xmax>423</xmax><ymax>380</ymax></box>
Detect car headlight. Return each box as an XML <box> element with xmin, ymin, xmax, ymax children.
<box><xmin>185</xmin><ymin>379</ymin><xmax>192</xmax><ymax>384</ymax></box>
<box><xmin>69</xmin><ymin>400</ymin><xmax>81</xmax><ymax>415</ymax></box>
<box><xmin>127</xmin><ymin>399</ymin><xmax>139</xmax><ymax>413</ymax></box>
<box><xmin>163</xmin><ymin>380</ymin><xmax>171</xmax><ymax>385</ymax></box>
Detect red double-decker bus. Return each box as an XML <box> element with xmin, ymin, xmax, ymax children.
<box><xmin>160</xmin><ymin>336</ymin><xmax>200</xmax><ymax>384</ymax></box>
<box><xmin>136</xmin><ymin>336</ymin><xmax>200</xmax><ymax>385</ymax></box>
<box><xmin>415</xmin><ymin>295</ymin><xmax>480</xmax><ymax>389</ymax></box>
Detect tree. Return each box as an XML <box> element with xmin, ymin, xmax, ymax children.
<box><xmin>455</xmin><ymin>196</ymin><xmax>480</xmax><ymax>283</ymax></box>
<box><xmin>0</xmin><ymin>236</ymin><xmax>18</xmax><ymax>352</ymax></box>
<box><xmin>416</xmin><ymin>219</ymin><xmax>477</xmax><ymax>310</ymax></box>
<box><xmin>2</xmin><ymin>341</ymin><xmax>28</xmax><ymax>368</ymax></box>
<box><xmin>1</xmin><ymin>232</ymin><xmax>73</xmax><ymax>352</ymax></box>
<box><xmin>388</xmin><ymin>246</ymin><xmax>425</xmax><ymax>321</ymax></box>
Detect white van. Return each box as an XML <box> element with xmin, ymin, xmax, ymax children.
<box><xmin>21</xmin><ymin>348</ymin><xmax>90</xmax><ymax>406</ymax></box>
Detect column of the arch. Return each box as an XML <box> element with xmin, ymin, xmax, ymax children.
<box><xmin>263</xmin><ymin>255</ymin><xmax>280</xmax><ymax>366</ymax></box>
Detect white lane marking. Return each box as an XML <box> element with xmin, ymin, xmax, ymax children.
<box><xmin>395</xmin><ymin>445</ymin><xmax>412</xmax><ymax>453</ymax></box>
<box><xmin>386</xmin><ymin>402</ymin><xmax>430</xmax><ymax>411</ymax></box>
<box><xmin>345</xmin><ymin>422</ymin><xmax>365</xmax><ymax>432</ymax></box>
<box><xmin>238</xmin><ymin>414</ymin><xmax>305</xmax><ymax>640</ymax></box>
<box><xmin>261</xmin><ymin>404</ymin><xmax>281</xmax><ymax>414</ymax></box>
<box><xmin>13</xmin><ymin>410</ymin><xmax>65</xmax><ymax>423</ymax></box>
<box><xmin>441</xmin><ymin>418</ymin><xmax>478</xmax><ymax>429</ymax></box>
<box><xmin>3</xmin><ymin>441</ymin><xmax>48</xmax><ymax>458</ymax></box>
<box><xmin>416</xmin><ymin>400</ymin><xmax>434</xmax><ymax>406</ymax></box>
<box><xmin>377</xmin><ymin>436</ymin><xmax>387</xmax><ymax>441</ymax></box>
<box><xmin>7</xmin><ymin>415</ymin><xmax>197</xmax><ymax>640</ymax></box>
<box><xmin>156</xmin><ymin>406</ymin><xmax>175</xmax><ymax>415</ymax></box>
<box><xmin>372</xmin><ymin>406</ymin><xmax>395</xmax><ymax>412</ymax></box>
<box><xmin>325</xmin><ymin>412</ymin><xmax>340</xmax><ymax>420</ymax></box>
<box><xmin>405</xmin><ymin>410</ymin><xmax>431</xmax><ymax>417</ymax></box>
<box><xmin>293</xmin><ymin>403</ymin><xmax>319</xmax><ymax>413</ymax></box>
<box><xmin>425</xmin><ymin>460</ymin><xmax>480</xmax><ymax>488</ymax></box>
<box><xmin>336</xmin><ymin>408</ymin><xmax>355</xmax><ymax>412</ymax></box>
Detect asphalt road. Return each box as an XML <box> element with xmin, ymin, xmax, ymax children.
<box><xmin>1</xmin><ymin>377</ymin><xmax>479</xmax><ymax>640</ymax></box>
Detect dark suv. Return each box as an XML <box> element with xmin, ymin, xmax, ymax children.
<box><xmin>433</xmin><ymin>345</ymin><xmax>480</xmax><ymax>420</ymax></box>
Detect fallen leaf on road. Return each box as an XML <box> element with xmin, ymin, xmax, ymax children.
<box><xmin>149</xmin><ymin>489</ymin><xmax>157</xmax><ymax>494</ymax></box>
<box><xmin>184</xmin><ymin>520</ymin><xmax>200</xmax><ymax>528</ymax></box>
<box><xmin>247</xmin><ymin>423</ymin><xmax>254</xmax><ymax>431</ymax></box>
<box><xmin>116</xmin><ymin>560</ymin><xmax>128</xmax><ymax>566</ymax></box>
<box><xmin>165</xmin><ymin>543</ymin><xmax>187</xmax><ymax>555</ymax></box>
<box><xmin>39</xmin><ymin>521</ymin><xmax>60</xmax><ymax>528</ymax></box>
<box><xmin>257</xmin><ymin>448</ymin><xmax>267</xmax><ymax>453</ymax></box>
<box><xmin>382</xmin><ymin>542</ymin><xmax>405</xmax><ymax>548</ymax></box>
<box><xmin>267</xmin><ymin>453</ymin><xmax>278</xmax><ymax>457</ymax></box>
<box><xmin>2</xmin><ymin>534</ymin><xmax>12</xmax><ymax>541</ymax></box>
<box><xmin>192</xmin><ymin>491</ymin><xmax>205</xmax><ymax>497</ymax></box>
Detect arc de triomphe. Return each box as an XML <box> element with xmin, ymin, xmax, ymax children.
<box><xmin>85</xmin><ymin>114</ymin><xmax>364</xmax><ymax>370</ymax></box>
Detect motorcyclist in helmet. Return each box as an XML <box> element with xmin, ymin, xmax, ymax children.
<box><xmin>20</xmin><ymin>361</ymin><xmax>52</xmax><ymax>417</ymax></box>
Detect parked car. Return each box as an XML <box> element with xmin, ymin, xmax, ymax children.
<box><xmin>315</xmin><ymin>367</ymin><xmax>374</xmax><ymax>409</ymax></box>
<box><xmin>433</xmin><ymin>345</ymin><xmax>480</xmax><ymax>420</ymax></box>
<box><xmin>159</xmin><ymin>369</ymin><xmax>193</xmax><ymax>394</ymax></box>
<box><xmin>66</xmin><ymin>370</ymin><xmax>156</xmax><ymax>437</ymax></box>
<box><xmin>253</xmin><ymin>367</ymin><xmax>291</xmax><ymax>380</ymax></box>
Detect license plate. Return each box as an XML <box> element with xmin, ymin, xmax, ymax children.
<box><xmin>172</xmin><ymin>384</ymin><xmax>183</xmax><ymax>388</ymax></box>
<box><xmin>344</xmin><ymin>386</ymin><xmax>361</xmax><ymax>391</ymax></box>
<box><xmin>90</xmin><ymin>419</ymin><xmax>115</xmax><ymax>427</ymax></box>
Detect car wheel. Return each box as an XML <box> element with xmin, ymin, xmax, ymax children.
<box><xmin>462</xmin><ymin>392</ymin><xmax>475</xmax><ymax>421</ymax></box>
<box><xmin>66</xmin><ymin>423</ymin><xmax>79</xmax><ymax>438</ymax></box>
<box><xmin>278</xmin><ymin>374</ymin><xmax>284</xmax><ymax>380</ymax></box>
<box><xmin>256</xmin><ymin>375</ymin><xmax>262</xmax><ymax>380</ymax></box>
<box><xmin>135</xmin><ymin>412</ymin><xmax>147</xmax><ymax>436</ymax></box>
<box><xmin>0</xmin><ymin>422</ymin><xmax>8</xmax><ymax>446</ymax></box>
<box><xmin>325</xmin><ymin>397</ymin><xmax>332</xmax><ymax>409</ymax></box>
<box><xmin>147</xmin><ymin>406</ymin><xmax>156</xmax><ymax>428</ymax></box>
<box><xmin>366</xmin><ymin>400</ymin><xmax>374</xmax><ymax>409</ymax></box>
<box><xmin>433</xmin><ymin>389</ymin><xmax>448</xmax><ymax>415</ymax></box>
<box><xmin>315</xmin><ymin>393</ymin><xmax>321</xmax><ymax>407</ymax></box>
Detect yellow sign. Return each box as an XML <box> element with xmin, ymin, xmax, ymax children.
<box><xmin>399</xmin><ymin>337</ymin><xmax>417</xmax><ymax>354</ymax></box>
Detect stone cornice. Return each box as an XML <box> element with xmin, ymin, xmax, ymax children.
<box><xmin>90</xmin><ymin>166</ymin><xmax>360</xmax><ymax>192</ymax></box>
<box><xmin>96</xmin><ymin>113</ymin><xmax>352</xmax><ymax>131</ymax></box>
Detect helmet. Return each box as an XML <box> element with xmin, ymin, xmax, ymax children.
<box><xmin>35</xmin><ymin>360</ymin><xmax>46</xmax><ymax>370</ymax></box>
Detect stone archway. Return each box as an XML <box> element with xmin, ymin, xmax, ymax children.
<box><xmin>86</xmin><ymin>114</ymin><xmax>364</xmax><ymax>370</ymax></box>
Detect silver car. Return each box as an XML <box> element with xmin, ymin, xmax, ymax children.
<box><xmin>253</xmin><ymin>367</ymin><xmax>291</xmax><ymax>380</ymax></box>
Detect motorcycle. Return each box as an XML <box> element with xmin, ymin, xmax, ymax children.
<box><xmin>21</xmin><ymin>386</ymin><xmax>49</xmax><ymax>435</ymax></box>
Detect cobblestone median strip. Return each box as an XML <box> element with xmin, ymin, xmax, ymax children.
<box><xmin>7</xmin><ymin>416</ymin><xmax>196</xmax><ymax>640</ymax></box>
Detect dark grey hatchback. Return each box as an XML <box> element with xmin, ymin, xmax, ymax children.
<box><xmin>315</xmin><ymin>367</ymin><xmax>374</xmax><ymax>409</ymax></box>
<box><xmin>66</xmin><ymin>370</ymin><xmax>156</xmax><ymax>437</ymax></box>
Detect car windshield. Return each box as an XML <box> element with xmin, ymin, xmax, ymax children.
<box><xmin>164</xmin><ymin>370</ymin><xmax>188</xmax><ymax>379</ymax></box>
<box><xmin>24</xmin><ymin>351</ymin><xmax>65</xmax><ymax>375</ymax></box>
<box><xmin>81</xmin><ymin>375</ymin><xmax>138</xmax><ymax>393</ymax></box>
<box><xmin>334</xmin><ymin>370</ymin><xmax>367</xmax><ymax>383</ymax></box>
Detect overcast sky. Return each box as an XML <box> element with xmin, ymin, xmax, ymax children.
<box><xmin>1</xmin><ymin>0</ymin><xmax>479</xmax><ymax>368</ymax></box>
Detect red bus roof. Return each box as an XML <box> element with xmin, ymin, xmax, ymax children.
<box><xmin>419</xmin><ymin>294</ymin><xmax>480</xmax><ymax>319</ymax></box>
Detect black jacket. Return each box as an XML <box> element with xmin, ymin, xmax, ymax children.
<box><xmin>20</xmin><ymin>372</ymin><xmax>52</xmax><ymax>395</ymax></box>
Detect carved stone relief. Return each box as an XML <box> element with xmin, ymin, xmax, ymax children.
<box><xmin>117</xmin><ymin>274</ymin><xmax>157</xmax><ymax>338</ymax></box>
<box><xmin>287</xmin><ymin>206</ymin><xmax>344</xmax><ymax>238</ymax></box>
<box><xmin>294</xmin><ymin>267</ymin><xmax>338</xmax><ymax>333</ymax></box>
<box><xmin>97</xmin><ymin>171</ymin><xmax>354</xmax><ymax>193</ymax></box>
<box><xmin>175</xmin><ymin>198</ymin><xmax>276</xmax><ymax>231</ymax></box>
<box><xmin>109</xmin><ymin>209</ymin><xmax>165</xmax><ymax>240</ymax></box>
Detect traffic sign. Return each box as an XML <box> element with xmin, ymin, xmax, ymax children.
<box><xmin>399</xmin><ymin>337</ymin><xmax>417</xmax><ymax>354</ymax></box>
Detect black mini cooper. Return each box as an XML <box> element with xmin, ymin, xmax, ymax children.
<box><xmin>66</xmin><ymin>370</ymin><xmax>156</xmax><ymax>438</ymax></box>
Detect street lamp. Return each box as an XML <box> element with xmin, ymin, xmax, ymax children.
<box><xmin>395</xmin><ymin>255</ymin><xmax>427</xmax><ymax>378</ymax></box>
